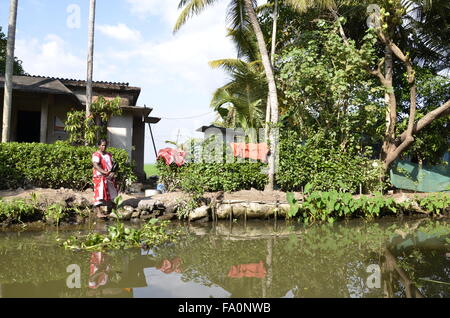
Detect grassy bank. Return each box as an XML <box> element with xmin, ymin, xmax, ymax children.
<box><xmin>144</xmin><ymin>164</ymin><xmax>159</xmax><ymax>178</ymax></box>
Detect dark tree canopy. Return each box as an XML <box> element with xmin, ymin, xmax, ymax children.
<box><xmin>0</xmin><ymin>26</ymin><xmax>26</xmax><ymax>76</ymax></box>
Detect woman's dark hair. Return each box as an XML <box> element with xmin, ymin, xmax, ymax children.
<box><xmin>98</xmin><ymin>139</ymin><xmax>108</xmax><ymax>146</ymax></box>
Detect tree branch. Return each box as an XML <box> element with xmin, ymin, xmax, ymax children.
<box><xmin>369</xmin><ymin>58</ymin><xmax>387</xmax><ymax>85</ymax></box>
<box><xmin>398</xmin><ymin>99</ymin><xmax>450</xmax><ymax>144</ymax></box>
<box><xmin>330</xmin><ymin>9</ymin><xmax>349</xmax><ymax>46</ymax></box>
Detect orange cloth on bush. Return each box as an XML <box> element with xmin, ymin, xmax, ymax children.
<box><xmin>230</xmin><ymin>143</ymin><xmax>269</xmax><ymax>162</ymax></box>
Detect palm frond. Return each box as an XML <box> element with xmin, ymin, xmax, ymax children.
<box><xmin>285</xmin><ymin>0</ymin><xmax>336</xmax><ymax>13</ymax></box>
<box><xmin>174</xmin><ymin>0</ymin><xmax>219</xmax><ymax>33</ymax></box>
<box><xmin>208</xmin><ymin>58</ymin><xmax>245</xmax><ymax>72</ymax></box>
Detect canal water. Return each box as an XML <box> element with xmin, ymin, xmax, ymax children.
<box><xmin>0</xmin><ymin>217</ymin><xmax>448</xmax><ymax>298</ymax></box>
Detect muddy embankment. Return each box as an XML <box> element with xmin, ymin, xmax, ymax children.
<box><xmin>1</xmin><ymin>187</ymin><xmax>445</xmax><ymax>229</ymax></box>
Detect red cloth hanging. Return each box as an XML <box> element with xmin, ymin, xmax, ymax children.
<box><xmin>230</xmin><ymin>143</ymin><xmax>269</xmax><ymax>162</ymax></box>
<box><xmin>157</xmin><ymin>148</ymin><xmax>186</xmax><ymax>166</ymax></box>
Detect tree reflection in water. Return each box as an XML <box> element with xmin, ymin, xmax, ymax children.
<box><xmin>0</xmin><ymin>218</ymin><xmax>448</xmax><ymax>298</ymax></box>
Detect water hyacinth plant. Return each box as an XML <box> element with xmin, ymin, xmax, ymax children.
<box><xmin>62</xmin><ymin>196</ymin><xmax>181</xmax><ymax>251</ymax></box>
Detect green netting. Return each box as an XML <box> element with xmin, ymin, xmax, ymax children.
<box><xmin>390</xmin><ymin>160</ymin><xmax>450</xmax><ymax>192</ymax></box>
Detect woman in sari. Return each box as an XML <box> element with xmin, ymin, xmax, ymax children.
<box><xmin>92</xmin><ymin>139</ymin><xmax>118</xmax><ymax>219</ymax></box>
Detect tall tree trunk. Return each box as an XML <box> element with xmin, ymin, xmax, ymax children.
<box><xmin>370</xmin><ymin>32</ymin><xmax>444</xmax><ymax>173</ymax></box>
<box><xmin>86</xmin><ymin>0</ymin><xmax>96</xmax><ymax>144</ymax></box>
<box><xmin>243</xmin><ymin>0</ymin><xmax>279</xmax><ymax>191</ymax></box>
<box><xmin>265</xmin><ymin>0</ymin><xmax>278</xmax><ymax>142</ymax></box>
<box><xmin>1</xmin><ymin>0</ymin><xmax>19</xmax><ymax>143</ymax></box>
<box><xmin>380</xmin><ymin>46</ymin><xmax>397</xmax><ymax>164</ymax></box>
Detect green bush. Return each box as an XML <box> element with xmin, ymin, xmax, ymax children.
<box><xmin>0</xmin><ymin>141</ymin><xmax>136</xmax><ymax>191</ymax></box>
<box><xmin>157</xmin><ymin>158</ymin><xmax>267</xmax><ymax>193</ymax></box>
<box><xmin>416</xmin><ymin>193</ymin><xmax>450</xmax><ymax>215</ymax></box>
<box><xmin>0</xmin><ymin>199</ymin><xmax>42</xmax><ymax>223</ymax></box>
<box><xmin>289</xmin><ymin>190</ymin><xmax>407</xmax><ymax>224</ymax></box>
<box><xmin>277</xmin><ymin>130</ymin><xmax>382</xmax><ymax>193</ymax></box>
<box><xmin>157</xmin><ymin>129</ymin><xmax>384</xmax><ymax>194</ymax></box>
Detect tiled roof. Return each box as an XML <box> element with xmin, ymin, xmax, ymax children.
<box><xmin>27</xmin><ymin>74</ymin><xmax>139</xmax><ymax>89</ymax></box>
<box><xmin>0</xmin><ymin>75</ymin><xmax>75</xmax><ymax>95</ymax></box>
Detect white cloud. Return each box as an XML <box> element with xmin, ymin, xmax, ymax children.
<box><xmin>12</xmin><ymin>0</ymin><xmax>240</xmax><ymax>162</ymax></box>
<box><xmin>126</xmin><ymin>0</ymin><xmax>182</xmax><ymax>24</ymax></box>
<box><xmin>97</xmin><ymin>23</ymin><xmax>142</xmax><ymax>42</ymax></box>
<box><xmin>15</xmin><ymin>35</ymin><xmax>85</xmax><ymax>79</ymax></box>
<box><xmin>113</xmin><ymin>1</ymin><xmax>236</xmax><ymax>94</ymax></box>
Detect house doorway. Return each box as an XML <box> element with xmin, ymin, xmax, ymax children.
<box><xmin>16</xmin><ymin>111</ymin><xmax>41</xmax><ymax>143</ymax></box>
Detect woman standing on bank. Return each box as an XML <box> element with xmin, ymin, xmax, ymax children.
<box><xmin>92</xmin><ymin>139</ymin><xmax>118</xmax><ymax>219</ymax></box>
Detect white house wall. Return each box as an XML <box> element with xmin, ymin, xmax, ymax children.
<box><xmin>108</xmin><ymin>114</ymin><xmax>133</xmax><ymax>160</ymax></box>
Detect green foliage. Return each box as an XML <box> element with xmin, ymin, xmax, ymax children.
<box><xmin>62</xmin><ymin>218</ymin><xmax>179</xmax><ymax>251</ymax></box>
<box><xmin>0</xmin><ymin>196</ymin><xmax>89</xmax><ymax>226</ymax></box>
<box><xmin>286</xmin><ymin>192</ymin><xmax>300</xmax><ymax>219</ymax></box>
<box><xmin>299</xmin><ymin>191</ymin><xmax>397</xmax><ymax>224</ymax></box>
<box><xmin>64</xmin><ymin>96</ymin><xmax>122</xmax><ymax>146</ymax></box>
<box><xmin>176</xmin><ymin>194</ymin><xmax>203</xmax><ymax>220</ymax></box>
<box><xmin>144</xmin><ymin>164</ymin><xmax>159</xmax><ymax>177</ymax></box>
<box><xmin>397</xmin><ymin>68</ymin><xmax>450</xmax><ymax>165</ymax></box>
<box><xmin>0</xmin><ymin>141</ymin><xmax>136</xmax><ymax>191</ymax></box>
<box><xmin>296</xmin><ymin>190</ymin><xmax>448</xmax><ymax>224</ymax></box>
<box><xmin>45</xmin><ymin>203</ymin><xmax>67</xmax><ymax>225</ymax></box>
<box><xmin>157</xmin><ymin>157</ymin><xmax>267</xmax><ymax>193</ymax></box>
<box><xmin>416</xmin><ymin>193</ymin><xmax>450</xmax><ymax>215</ymax></box>
<box><xmin>209</xmin><ymin>57</ymin><xmax>267</xmax><ymax>130</ymax></box>
<box><xmin>277</xmin><ymin>20</ymin><xmax>384</xmax><ymax>147</ymax></box>
<box><xmin>0</xmin><ymin>199</ymin><xmax>41</xmax><ymax>224</ymax></box>
<box><xmin>0</xmin><ymin>26</ymin><xmax>26</xmax><ymax>75</ymax></box>
<box><xmin>63</xmin><ymin>195</ymin><xmax>180</xmax><ymax>250</ymax></box>
<box><xmin>277</xmin><ymin>130</ymin><xmax>383</xmax><ymax>193</ymax></box>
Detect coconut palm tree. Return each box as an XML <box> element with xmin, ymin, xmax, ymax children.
<box><xmin>86</xmin><ymin>0</ymin><xmax>96</xmax><ymax>121</ymax></box>
<box><xmin>210</xmin><ymin>58</ymin><xmax>267</xmax><ymax>132</ymax></box>
<box><xmin>209</xmin><ymin>25</ymin><xmax>267</xmax><ymax>132</ymax></box>
<box><xmin>174</xmin><ymin>0</ymin><xmax>280</xmax><ymax>190</ymax></box>
<box><xmin>2</xmin><ymin>0</ymin><xmax>19</xmax><ymax>143</ymax></box>
<box><xmin>85</xmin><ymin>0</ymin><xmax>96</xmax><ymax>145</ymax></box>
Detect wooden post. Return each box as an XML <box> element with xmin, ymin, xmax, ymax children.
<box><xmin>229</xmin><ymin>203</ymin><xmax>233</xmax><ymax>235</ymax></box>
<box><xmin>2</xmin><ymin>0</ymin><xmax>19</xmax><ymax>143</ymax></box>
<box><xmin>274</xmin><ymin>200</ymin><xmax>278</xmax><ymax>231</ymax></box>
<box><xmin>244</xmin><ymin>206</ymin><xmax>247</xmax><ymax>232</ymax></box>
<box><xmin>147</xmin><ymin>122</ymin><xmax>158</xmax><ymax>158</ymax></box>
<box><xmin>40</xmin><ymin>95</ymin><xmax>49</xmax><ymax>143</ymax></box>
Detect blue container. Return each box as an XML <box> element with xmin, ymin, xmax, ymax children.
<box><xmin>157</xmin><ymin>183</ymin><xmax>166</xmax><ymax>193</ymax></box>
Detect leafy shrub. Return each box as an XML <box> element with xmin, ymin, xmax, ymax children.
<box><xmin>0</xmin><ymin>141</ymin><xmax>136</xmax><ymax>191</ymax></box>
<box><xmin>0</xmin><ymin>199</ymin><xmax>42</xmax><ymax>223</ymax></box>
<box><xmin>62</xmin><ymin>219</ymin><xmax>180</xmax><ymax>251</ymax></box>
<box><xmin>65</xmin><ymin>96</ymin><xmax>122</xmax><ymax>146</ymax></box>
<box><xmin>157</xmin><ymin>158</ymin><xmax>267</xmax><ymax>193</ymax></box>
<box><xmin>293</xmin><ymin>190</ymin><xmax>448</xmax><ymax>224</ymax></box>
<box><xmin>277</xmin><ymin>130</ymin><xmax>383</xmax><ymax>193</ymax></box>
<box><xmin>298</xmin><ymin>191</ymin><xmax>399</xmax><ymax>224</ymax></box>
<box><xmin>416</xmin><ymin>193</ymin><xmax>450</xmax><ymax>215</ymax></box>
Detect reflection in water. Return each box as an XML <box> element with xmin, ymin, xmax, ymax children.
<box><xmin>89</xmin><ymin>252</ymin><xmax>110</xmax><ymax>289</ymax></box>
<box><xmin>228</xmin><ymin>261</ymin><xmax>267</xmax><ymax>278</ymax></box>
<box><xmin>157</xmin><ymin>257</ymin><xmax>183</xmax><ymax>274</ymax></box>
<box><xmin>0</xmin><ymin>218</ymin><xmax>448</xmax><ymax>298</ymax></box>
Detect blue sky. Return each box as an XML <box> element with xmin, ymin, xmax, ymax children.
<box><xmin>0</xmin><ymin>0</ymin><xmax>239</xmax><ymax>163</ymax></box>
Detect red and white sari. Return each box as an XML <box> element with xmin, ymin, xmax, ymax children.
<box><xmin>92</xmin><ymin>151</ymin><xmax>118</xmax><ymax>207</ymax></box>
